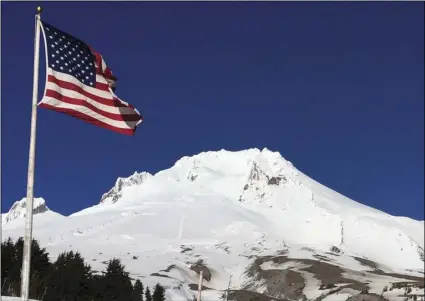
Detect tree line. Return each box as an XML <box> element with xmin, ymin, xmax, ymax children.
<box><xmin>1</xmin><ymin>237</ymin><xmax>166</xmax><ymax>301</ymax></box>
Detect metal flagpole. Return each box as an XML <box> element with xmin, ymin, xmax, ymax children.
<box><xmin>196</xmin><ymin>270</ymin><xmax>203</xmax><ymax>301</ymax></box>
<box><xmin>20</xmin><ymin>6</ymin><xmax>42</xmax><ymax>301</ymax></box>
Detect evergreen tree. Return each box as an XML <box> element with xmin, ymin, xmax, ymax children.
<box><xmin>145</xmin><ymin>286</ymin><xmax>152</xmax><ymax>301</ymax></box>
<box><xmin>1</xmin><ymin>237</ymin><xmax>16</xmax><ymax>295</ymax></box>
<box><xmin>2</xmin><ymin>237</ymin><xmax>51</xmax><ymax>298</ymax></box>
<box><xmin>102</xmin><ymin>258</ymin><xmax>133</xmax><ymax>301</ymax></box>
<box><xmin>131</xmin><ymin>279</ymin><xmax>144</xmax><ymax>301</ymax></box>
<box><xmin>90</xmin><ymin>274</ymin><xmax>106</xmax><ymax>301</ymax></box>
<box><xmin>5</xmin><ymin>237</ymin><xmax>25</xmax><ymax>297</ymax></box>
<box><xmin>152</xmin><ymin>283</ymin><xmax>165</xmax><ymax>301</ymax></box>
<box><xmin>44</xmin><ymin>250</ymin><xmax>93</xmax><ymax>301</ymax></box>
<box><xmin>27</xmin><ymin>239</ymin><xmax>52</xmax><ymax>299</ymax></box>
<box><xmin>1</xmin><ymin>237</ymin><xmax>165</xmax><ymax>301</ymax></box>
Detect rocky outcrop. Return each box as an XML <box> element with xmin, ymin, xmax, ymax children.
<box><xmin>99</xmin><ymin>171</ymin><xmax>152</xmax><ymax>204</ymax></box>
<box><xmin>2</xmin><ymin>197</ymin><xmax>51</xmax><ymax>224</ymax></box>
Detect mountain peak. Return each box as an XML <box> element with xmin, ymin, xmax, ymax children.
<box><xmin>99</xmin><ymin>171</ymin><xmax>152</xmax><ymax>204</ymax></box>
<box><xmin>175</xmin><ymin>147</ymin><xmax>286</xmax><ymax>164</ymax></box>
<box><xmin>2</xmin><ymin>197</ymin><xmax>51</xmax><ymax>224</ymax></box>
<box><xmin>172</xmin><ymin>147</ymin><xmax>292</xmax><ymax>176</ymax></box>
<box><xmin>96</xmin><ymin>148</ymin><xmax>304</xmax><ymax>209</ymax></box>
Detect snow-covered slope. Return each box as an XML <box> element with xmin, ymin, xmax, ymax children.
<box><xmin>2</xmin><ymin>148</ymin><xmax>424</xmax><ymax>301</ymax></box>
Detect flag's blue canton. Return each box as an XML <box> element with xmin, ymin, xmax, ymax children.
<box><xmin>42</xmin><ymin>22</ymin><xmax>96</xmax><ymax>87</ymax></box>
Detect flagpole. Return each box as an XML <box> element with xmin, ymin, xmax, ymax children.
<box><xmin>21</xmin><ymin>6</ymin><xmax>42</xmax><ymax>301</ymax></box>
<box><xmin>196</xmin><ymin>270</ymin><xmax>203</xmax><ymax>301</ymax></box>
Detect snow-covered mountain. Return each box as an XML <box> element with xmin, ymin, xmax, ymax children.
<box><xmin>2</xmin><ymin>148</ymin><xmax>424</xmax><ymax>301</ymax></box>
<box><xmin>2</xmin><ymin>197</ymin><xmax>64</xmax><ymax>225</ymax></box>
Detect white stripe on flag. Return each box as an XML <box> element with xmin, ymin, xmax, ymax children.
<box><xmin>40</xmin><ymin>98</ymin><xmax>140</xmax><ymax>129</ymax></box>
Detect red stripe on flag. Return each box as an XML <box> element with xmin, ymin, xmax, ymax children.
<box><xmin>47</xmin><ymin>75</ymin><xmax>128</xmax><ymax>108</ymax></box>
<box><xmin>45</xmin><ymin>90</ymin><xmax>142</xmax><ymax>122</ymax></box>
<box><xmin>38</xmin><ymin>103</ymin><xmax>139</xmax><ymax>135</ymax></box>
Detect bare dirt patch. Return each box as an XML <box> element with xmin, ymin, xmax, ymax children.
<box><xmin>352</xmin><ymin>256</ymin><xmax>382</xmax><ymax>271</ymax></box>
<box><xmin>244</xmin><ymin>255</ymin><xmax>306</xmax><ymax>300</ymax></box>
<box><xmin>227</xmin><ymin>289</ymin><xmax>289</xmax><ymax>301</ymax></box>
<box><xmin>160</xmin><ymin>264</ymin><xmax>176</xmax><ymax>273</ymax></box>
<box><xmin>243</xmin><ymin>255</ymin><xmax>370</xmax><ymax>300</ymax></box>
<box><xmin>345</xmin><ymin>293</ymin><xmax>388</xmax><ymax>301</ymax></box>
<box><xmin>149</xmin><ymin>272</ymin><xmax>171</xmax><ymax>279</ymax></box>
<box><xmin>188</xmin><ymin>283</ymin><xmax>212</xmax><ymax>291</ymax></box>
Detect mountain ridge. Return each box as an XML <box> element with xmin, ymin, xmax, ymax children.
<box><xmin>2</xmin><ymin>148</ymin><xmax>424</xmax><ymax>301</ymax></box>
<box><xmin>2</xmin><ymin>197</ymin><xmax>64</xmax><ymax>225</ymax></box>
<box><xmin>96</xmin><ymin>147</ymin><xmax>421</xmax><ymax>224</ymax></box>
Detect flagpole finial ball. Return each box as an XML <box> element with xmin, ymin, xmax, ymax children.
<box><xmin>36</xmin><ymin>6</ymin><xmax>42</xmax><ymax>14</ymax></box>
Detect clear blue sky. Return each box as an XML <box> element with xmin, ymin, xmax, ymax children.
<box><xmin>2</xmin><ymin>2</ymin><xmax>423</xmax><ymax>220</ymax></box>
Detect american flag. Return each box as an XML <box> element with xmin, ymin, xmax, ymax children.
<box><xmin>38</xmin><ymin>21</ymin><xmax>143</xmax><ymax>135</ymax></box>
